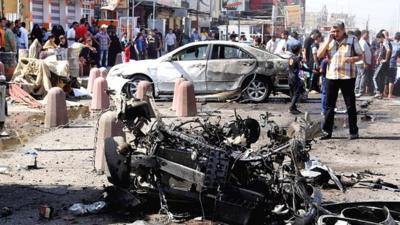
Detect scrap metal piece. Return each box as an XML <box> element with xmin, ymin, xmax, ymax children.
<box><xmin>158</xmin><ymin>157</ymin><xmax>205</xmax><ymax>187</ymax></box>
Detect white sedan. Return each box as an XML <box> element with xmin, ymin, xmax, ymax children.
<box><xmin>107</xmin><ymin>40</ymin><xmax>290</xmax><ymax>102</ymax></box>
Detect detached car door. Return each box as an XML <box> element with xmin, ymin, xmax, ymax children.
<box><xmin>206</xmin><ymin>44</ymin><xmax>257</xmax><ymax>93</ymax></box>
<box><xmin>156</xmin><ymin>44</ymin><xmax>209</xmax><ymax>94</ymax></box>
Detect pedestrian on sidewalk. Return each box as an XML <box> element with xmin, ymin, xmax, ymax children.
<box><xmin>355</xmin><ymin>30</ymin><xmax>373</xmax><ymax>97</ymax></box>
<box><xmin>373</xmin><ymin>31</ymin><xmax>392</xmax><ymax>98</ymax></box>
<box><xmin>317</xmin><ymin>21</ymin><xmax>363</xmax><ymax>140</ymax></box>
<box><xmin>4</xmin><ymin>21</ymin><xmax>16</xmax><ymax>52</ymax></box>
<box><xmin>134</xmin><ymin>33</ymin><xmax>146</xmax><ymax>60</ymax></box>
<box><xmin>320</xmin><ymin>57</ymin><xmax>329</xmax><ymax>114</ymax></box>
<box><xmin>95</xmin><ymin>24</ymin><xmax>111</xmax><ymax>67</ymax></box>
<box><xmin>108</xmin><ymin>31</ymin><xmax>122</xmax><ymax>67</ymax></box>
<box><xmin>288</xmin><ymin>44</ymin><xmax>313</xmax><ymax>115</ymax></box>
<box><xmin>266</xmin><ymin>35</ymin><xmax>278</xmax><ymax>53</ymax></box>
<box><xmin>165</xmin><ymin>29</ymin><xmax>176</xmax><ymax>53</ymax></box>
<box><xmin>191</xmin><ymin>28</ymin><xmax>201</xmax><ymax>42</ymax></box>
<box><xmin>67</xmin><ymin>22</ymin><xmax>78</xmax><ymax>48</ymax></box>
<box><xmin>18</xmin><ymin>22</ymin><xmax>29</xmax><ymax>49</ymax></box>
<box><xmin>124</xmin><ymin>42</ymin><xmax>131</xmax><ymax>63</ymax></box>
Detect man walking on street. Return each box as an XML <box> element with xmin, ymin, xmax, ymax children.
<box><xmin>95</xmin><ymin>24</ymin><xmax>111</xmax><ymax>67</ymax></box>
<box><xmin>317</xmin><ymin>21</ymin><xmax>363</xmax><ymax>140</ymax></box>
<box><xmin>355</xmin><ymin>30</ymin><xmax>373</xmax><ymax>97</ymax></box>
<box><xmin>18</xmin><ymin>22</ymin><xmax>29</xmax><ymax>49</ymax></box>
<box><xmin>67</xmin><ymin>22</ymin><xmax>78</xmax><ymax>47</ymax></box>
<box><xmin>191</xmin><ymin>28</ymin><xmax>201</xmax><ymax>42</ymax></box>
<box><xmin>4</xmin><ymin>21</ymin><xmax>16</xmax><ymax>52</ymax></box>
<box><xmin>373</xmin><ymin>31</ymin><xmax>392</xmax><ymax>98</ymax></box>
<box><xmin>386</xmin><ymin>32</ymin><xmax>400</xmax><ymax>98</ymax></box>
<box><xmin>165</xmin><ymin>29</ymin><xmax>176</xmax><ymax>53</ymax></box>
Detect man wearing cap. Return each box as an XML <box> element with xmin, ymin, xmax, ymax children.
<box><xmin>317</xmin><ymin>21</ymin><xmax>363</xmax><ymax>140</ymax></box>
<box><xmin>95</xmin><ymin>24</ymin><xmax>111</xmax><ymax>67</ymax></box>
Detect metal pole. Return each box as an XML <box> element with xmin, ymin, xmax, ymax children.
<box><xmin>226</xmin><ymin>12</ymin><xmax>228</xmax><ymax>40</ymax></box>
<box><xmin>238</xmin><ymin>12</ymin><xmax>240</xmax><ymax>38</ymax></box>
<box><xmin>196</xmin><ymin>0</ymin><xmax>200</xmax><ymax>31</ymax></box>
<box><xmin>132</xmin><ymin>0</ymin><xmax>135</xmax><ymax>39</ymax></box>
<box><xmin>152</xmin><ymin>0</ymin><xmax>156</xmax><ymax>29</ymax></box>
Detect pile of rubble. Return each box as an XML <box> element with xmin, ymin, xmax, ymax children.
<box><xmin>101</xmin><ymin>100</ymin><xmax>400</xmax><ymax>225</ymax></box>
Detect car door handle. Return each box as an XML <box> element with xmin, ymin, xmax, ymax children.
<box><xmin>242</xmin><ymin>62</ymin><xmax>254</xmax><ymax>66</ymax></box>
<box><xmin>194</xmin><ymin>64</ymin><xmax>205</xmax><ymax>68</ymax></box>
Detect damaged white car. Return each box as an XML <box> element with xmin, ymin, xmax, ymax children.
<box><xmin>107</xmin><ymin>41</ymin><xmax>290</xmax><ymax>102</ymax></box>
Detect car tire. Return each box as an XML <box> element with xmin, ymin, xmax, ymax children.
<box><xmin>242</xmin><ymin>76</ymin><xmax>272</xmax><ymax>102</ymax></box>
<box><xmin>125</xmin><ymin>75</ymin><xmax>151</xmax><ymax>98</ymax></box>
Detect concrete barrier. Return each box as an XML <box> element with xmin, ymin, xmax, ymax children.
<box><xmin>0</xmin><ymin>62</ymin><xmax>5</xmax><ymax>75</ymax></box>
<box><xmin>87</xmin><ymin>68</ymin><xmax>100</xmax><ymax>93</ymax></box>
<box><xmin>99</xmin><ymin>67</ymin><xmax>108</xmax><ymax>78</ymax></box>
<box><xmin>44</xmin><ymin>87</ymin><xmax>68</xmax><ymax>128</ymax></box>
<box><xmin>172</xmin><ymin>78</ymin><xmax>185</xmax><ymax>111</ymax></box>
<box><xmin>176</xmin><ymin>81</ymin><xmax>197</xmax><ymax>117</ymax></box>
<box><xmin>91</xmin><ymin>77</ymin><xmax>110</xmax><ymax>110</ymax></box>
<box><xmin>94</xmin><ymin>111</ymin><xmax>124</xmax><ymax>173</ymax></box>
<box><xmin>136</xmin><ymin>81</ymin><xmax>155</xmax><ymax>117</ymax></box>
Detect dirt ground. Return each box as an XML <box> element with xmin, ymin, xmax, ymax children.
<box><xmin>1</xmin><ymin>95</ymin><xmax>400</xmax><ymax>225</ymax></box>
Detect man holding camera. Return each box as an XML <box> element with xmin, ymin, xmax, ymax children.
<box><xmin>317</xmin><ymin>21</ymin><xmax>364</xmax><ymax>140</ymax></box>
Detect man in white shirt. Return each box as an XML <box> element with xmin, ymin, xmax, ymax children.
<box><xmin>67</xmin><ymin>22</ymin><xmax>78</xmax><ymax>48</ymax></box>
<box><xmin>165</xmin><ymin>29</ymin><xmax>176</xmax><ymax>52</ymax></box>
<box><xmin>266</xmin><ymin>35</ymin><xmax>278</xmax><ymax>53</ymax></box>
<box><xmin>274</xmin><ymin>30</ymin><xmax>289</xmax><ymax>54</ymax></box>
<box><xmin>18</xmin><ymin>22</ymin><xmax>29</xmax><ymax>49</ymax></box>
<box><xmin>355</xmin><ymin>30</ymin><xmax>372</xmax><ymax>97</ymax></box>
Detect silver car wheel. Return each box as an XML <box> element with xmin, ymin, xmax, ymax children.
<box><xmin>246</xmin><ymin>80</ymin><xmax>268</xmax><ymax>101</ymax></box>
<box><xmin>127</xmin><ymin>76</ymin><xmax>148</xmax><ymax>97</ymax></box>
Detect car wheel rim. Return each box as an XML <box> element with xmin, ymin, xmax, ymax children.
<box><xmin>129</xmin><ymin>80</ymin><xmax>142</xmax><ymax>96</ymax></box>
<box><xmin>247</xmin><ymin>80</ymin><xmax>267</xmax><ymax>101</ymax></box>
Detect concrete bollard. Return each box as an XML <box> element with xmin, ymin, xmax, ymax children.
<box><xmin>87</xmin><ymin>68</ymin><xmax>100</xmax><ymax>93</ymax></box>
<box><xmin>136</xmin><ymin>81</ymin><xmax>155</xmax><ymax>117</ymax></box>
<box><xmin>172</xmin><ymin>78</ymin><xmax>185</xmax><ymax>111</ymax></box>
<box><xmin>44</xmin><ymin>87</ymin><xmax>68</xmax><ymax>128</ymax></box>
<box><xmin>135</xmin><ymin>81</ymin><xmax>152</xmax><ymax>101</ymax></box>
<box><xmin>115</xmin><ymin>53</ymin><xmax>123</xmax><ymax>65</ymax></box>
<box><xmin>176</xmin><ymin>81</ymin><xmax>197</xmax><ymax>117</ymax></box>
<box><xmin>99</xmin><ymin>67</ymin><xmax>108</xmax><ymax>78</ymax></box>
<box><xmin>95</xmin><ymin>111</ymin><xmax>124</xmax><ymax>173</ymax></box>
<box><xmin>91</xmin><ymin>77</ymin><xmax>110</xmax><ymax>110</ymax></box>
<box><xmin>0</xmin><ymin>62</ymin><xmax>4</xmax><ymax>75</ymax></box>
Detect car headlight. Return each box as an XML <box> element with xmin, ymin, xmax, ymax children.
<box><xmin>266</xmin><ymin>62</ymin><xmax>274</xmax><ymax>70</ymax></box>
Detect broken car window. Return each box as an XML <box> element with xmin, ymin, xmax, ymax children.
<box><xmin>173</xmin><ymin>45</ymin><xmax>208</xmax><ymax>61</ymax></box>
<box><xmin>211</xmin><ymin>45</ymin><xmax>253</xmax><ymax>60</ymax></box>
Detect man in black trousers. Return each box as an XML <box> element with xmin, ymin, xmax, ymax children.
<box><xmin>317</xmin><ymin>21</ymin><xmax>363</xmax><ymax>140</ymax></box>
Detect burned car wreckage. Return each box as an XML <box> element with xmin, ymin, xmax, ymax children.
<box><xmin>102</xmin><ymin>100</ymin><xmax>400</xmax><ymax>225</ymax></box>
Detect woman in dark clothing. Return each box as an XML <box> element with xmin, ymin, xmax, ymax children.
<box><xmin>58</xmin><ymin>35</ymin><xmax>68</xmax><ymax>48</ymax></box>
<box><xmin>147</xmin><ymin>31</ymin><xmax>158</xmax><ymax>59</ymax></box>
<box><xmin>79</xmin><ymin>37</ymin><xmax>98</xmax><ymax>76</ymax></box>
<box><xmin>51</xmin><ymin>24</ymin><xmax>65</xmax><ymax>45</ymax></box>
<box><xmin>108</xmin><ymin>31</ymin><xmax>122</xmax><ymax>66</ymax></box>
<box><xmin>30</xmin><ymin>24</ymin><xmax>43</xmax><ymax>44</ymax></box>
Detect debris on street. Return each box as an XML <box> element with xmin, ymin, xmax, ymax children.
<box><xmin>100</xmin><ymin>100</ymin><xmax>340</xmax><ymax>224</ymax></box>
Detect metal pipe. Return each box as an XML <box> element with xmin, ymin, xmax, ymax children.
<box><xmin>152</xmin><ymin>0</ymin><xmax>156</xmax><ymax>29</ymax></box>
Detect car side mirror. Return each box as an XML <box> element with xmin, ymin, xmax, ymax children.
<box><xmin>164</xmin><ymin>56</ymin><xmax>173</xmax><ymax>62</ymax></box>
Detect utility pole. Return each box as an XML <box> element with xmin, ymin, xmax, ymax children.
<box><xmin>152</xmin><ymin>0</ymin><xmax>155</xmax><ymax>29</ymax></box>
<box><xmin>238</xmin><ymin>11</ymin><xmax>240</xmax><ymax>37</ymax></box>
<box><xmin>196</xmin><ymin>0</ymin><xmax>200</xmax><ymax>31</ymax></box>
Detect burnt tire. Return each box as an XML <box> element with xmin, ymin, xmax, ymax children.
<box><xmin>125</xmin><ymin>75</ymin><xmax>151</xmax><ymax>98</ymax></box>
<box><xmin>104</xmin><ymin>136</ymin><xmax>130</xmax><ymax>188</ymax></box>
<box><xmin>242</xmin><ymin>77</ymin><xmax>272</xmax><ymax>102</ymax></box>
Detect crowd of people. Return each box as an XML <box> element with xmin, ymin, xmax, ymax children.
<box><xmin>0</xmin><ymin>17</ymin><xmax>224</xmax><ymax>74</ymax></box>
<box><xmin>259</xmin><ymin>22</ymin><xmax>400</xmax><ymax>140</ymax></box>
